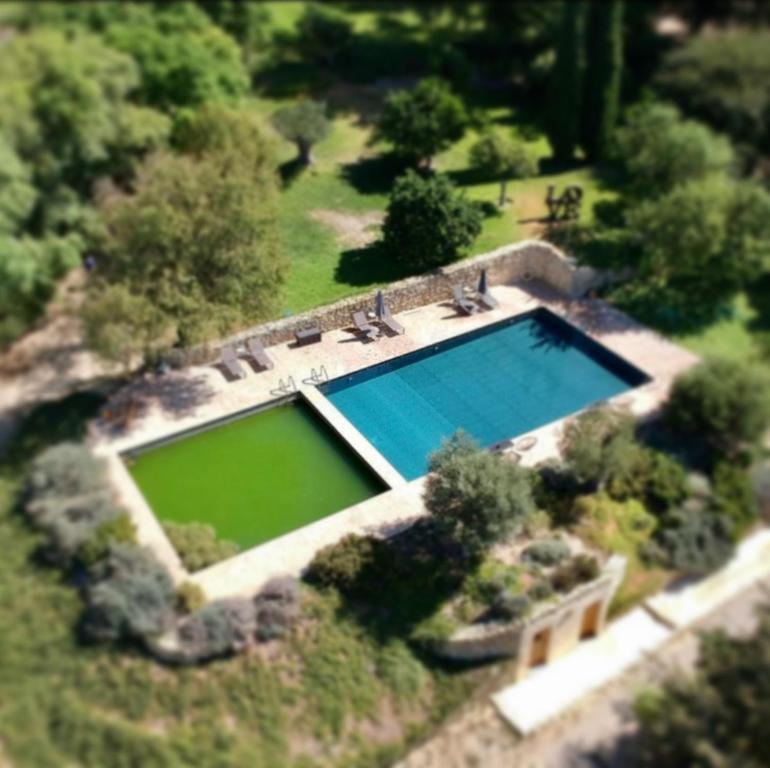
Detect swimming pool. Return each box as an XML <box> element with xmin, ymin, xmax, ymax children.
<box><xmin>321</xmin><ymin>308</ymin><xmax>649</xmax><ymax>480</ymax></box>
<box><xmin>125</xmin><ymin>397</ymin><xmax>385</xmax><ymax>558</ymax></box>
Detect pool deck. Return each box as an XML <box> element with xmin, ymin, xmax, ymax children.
<box><xmin>92</xmin><ymin>281</ymin><xmax>699</xmax><ymax>599</ymax></box>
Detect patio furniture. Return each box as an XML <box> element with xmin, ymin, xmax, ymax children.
<box><xmin>375</xmin><ymin>290</ymin><xmax>405</xmax><ymax>335</ymax></box>
<box><xmin>452</xmin><ymin>285</ymin><xmax>478</xmax><ymax>315</ymax></box>
<box><xmin>295</xmin><ymin>325</ymin><xmax>322</xmax><ymax>346</ymax></box>
<box><xmin>490</xmin><ymin>438</ymin><xmax>514</xmax><ymax>453</ymax></box>
<box><xmin>220</xmin><ymin>345</ymin><xmax>246</xmax><ymax>380</ymax></box>
<box><xmin>246</xmin><ymin>336</ymin><xmax>274</xmax><ymax>370</ymax></box>
<box><xmin>352</xmin><ymin>311</ymin><xmax>380</xmax><ymax>342</ymax></box>
<box><xmin>515</xmin><ymin>435</ymin><xmax>538</xmax><ymax>452</ymax></box>
<box><xmin>477</xmin><ymin>269</ymin><xmax>498</xmax><ymax>309</ymax></box>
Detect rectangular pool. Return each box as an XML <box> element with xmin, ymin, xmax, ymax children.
<box><xmin>125</xmin><ymin>397</ymin><xmax>386</xmax><ymax>556</ymax></box>
<box><xmin>321</xmin><ymin>308</ymin><xmax>649</xmax><ymax>480</ymax></box>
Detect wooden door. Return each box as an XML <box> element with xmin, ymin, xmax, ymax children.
<box><xmin>580</xmin><ymin>602</ymin><xmax>601</xmax><ymax>639</ymax></box>
<box><xmin>529</xmin><ymin>627</ymin><xmax>551</xmax><ymax>667</ymax></box>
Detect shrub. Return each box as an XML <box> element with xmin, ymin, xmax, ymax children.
<box><xmin>462</xmin><ymin>559</ymin><xmax>520</xmax><ymax>606</ymax></box>
<box><xmin>176</xmin><ymin>581</ymin><xmax>207</xmax><ymax>614</ymax></box>
<box><xmin>528</xmin><ymin>578</ymin><xmax>554</xmax><ymax>602</ymax></box>
<box><xmin>410</xmin><ymin>610</ymin><xmax>458</xmax><ymax>649</ymax></box>
<box><xmin>304</xmin><ymin>534</ymin><xmax>393</xmax><ymax>596</ymax></box>
<box><xmin>78</xmin><ymin>513</ymin><xmax>136</xmax><ymax>567</ymax></box>
<box><xmin>521</xmin><ymin>538</ymin><xmax>570</xmax><ymax>566</ymax></box>
<box><xmin>178</xmin><ymin>598</ymin><xmax>256</xmax><ymax>660</ymax></box>
<box><xmin>750</xmin><ymin>460</ymin><xmax>770</xmax><ymax>520</ymax></box>
<box><xmin>491</xmin><ymin>592</ymin><xmax>531</xmax><ymax>622</ymax></box>
<box><xmin>550</xmin><ymin>555</ymin><xmax>600</xmax><ymax>593</ymax></box>
<box><xmin>664</xmin><ymin>360</ymin><xmax>770</xmax><ymax>460</ymax></box>
<box><xmin>81</xmin><ymin>544</ymin><xmax>176</xmax><ymax>643</ymax></box>
<box><xmin>711</xmin><ymin>463</ymin><xmax>758</xmax><ymax>540</ymax></box>
<box><xmin>254</xmin><ymin>576</ymin><xmax>300</xmax><ymax>642</ymax></box>
<box><xmin>559</xmin><ymin>407</ymin><xmax>636</xmax><ymax>489</ymax></box>
<box><xmin>26</xmin><ymin>442</ymin><xmax>106</xmax><ymax>502</ymax></box>
<box><xmin>656</xmin><ymin>508</ymin><xmax>734</xmax><ymax>575</ymax></box>
<box><xmin>425</xmin><ymin>431</ymin><xmax>535</xmax><ymax>558</ymax></box>
<box><xmin>162</xmin><ymin>521</ymin><xmax>239</xmax><ymax>572</ymax></box>
<box><xmin>382</xmin><ymin>170</ymin><xmax>482</xmax><ymax>270</ymax></box>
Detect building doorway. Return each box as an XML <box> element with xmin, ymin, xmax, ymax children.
<box><xmin>580</xmin><ymin>601</ymin><xmax>601</xmax><ymax>640</ymax></box>
<box><xmin>529</xmin><ymin>627</ymin><xmax>551</xmax><ymax>667</ymax></box>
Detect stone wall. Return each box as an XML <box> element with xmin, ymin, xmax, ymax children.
<box><xmin>436</xmin><ymin>555</ymin><xmax>626</xmax><ymax>677</ymax></box>
<box><xmin>178</xmin><ymin>240</ymin><xmax>614</xmax><ymax>365</ymax></box>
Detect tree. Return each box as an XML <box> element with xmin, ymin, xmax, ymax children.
<box><xmin>374</xmin><ymin>78</ymin><xmax>468</xmax><ymax>167</ymax></box>
<box><xmin>656</xmin><ymin>31</ymin><xmax>770</xmax><ymax>160</ymax></box>
<box><xmin>546</xmin><ymin>2</ymin><xmax>587</xmax><ymax>162</ymax></box>
<box><xmin>88</xmin><ymin>112</ymin><xmax>283</xmax><ymax>349</ymax></box>
<box><xmin>627</xmin><ymin>177</ymin><xmax>770</xmax><ymax>306</ymax></box>
<box><xmin>295</xmin><ymin>3</ymin><xmax>353</xmax><ymax>67</ymax></box>
<box><xmin>635</xmin><ymin>604</ymin><xmax>770</xmax><ymax>767</ymax></box>
<box><xmin>382</xmin><ymin>170</ymin><xmax>481</xmax><ymax>270</ymax></box>
<box><xmin>469</xmin><ymin>132</ymin><xmax>537</xmax><ymax>206</ymax></box>
<box><xmin>664</xmin><ymin>360</ymin><xmax>770</xmax><ymax>461</ymax></box>
<box><xmin>424</xmin><ymin>431</ymin><xmax>535</xmax><ymax>557</ymax></box>
<box><xmin>581</xmin><ymin>0</ymin><xmax>623</xmax><ymax>161</ymax></box>
<box><xmin>613</xmin><ymin>103</ymin><xmax>734</xmax><ymax>199</ymax></box>
<box><xmin>271</xmin><ymin>100</ymin><xmax>330</xmax><ymax>166</ymax></box>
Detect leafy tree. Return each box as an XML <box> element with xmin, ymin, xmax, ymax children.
<box><xmin>635</xmin><ymin>605</ymin><xmax>770</xmax><ymax>767</ymax></box>
<box><xmin>711</xmin><ymin>463</ymin><xmax>759</xmax><ymax>540</ymax></box>
<box><xmin>382</xmin><ymin>170</ymin><xmax>481</xmax><ymax>270</ymax></box>
<box><xmin>581</xmin><ymin>0</ymin><xmax>623</xmax><ymax>161</ymax></box>
<box><xmin>628</xmin><ymin>177</ymin><xmax>770</xmax><ymax>306</ymax></box>
<box><xmin>469</xmin><ymin>132</ymin><xmax>537</xmax><ymax>206</ymax></box>
<box><xmin>196</xmin><ymin>0</ymin><xmax>269</xmax><ymax>66</ymax></box>
<box><xmin>664</xmin><ymin>360</ymin><xmax>770</xmax><ymax>461</ymax></box>
<box><xmin>546</xmin><ymin>2</ymin><xmax>587</xmax><ymax>162</ymax></box>
<box><xmin>295</xmin><ymin>3</ymin><xmax>353</xmax><ymax>67</ymax></box>
<box><xmin>0</xmin><ymin>138</ymin><xmax>37</xmax><ymax>235</ymax></box>
<box><xmin>424</xmin><ymin>431</ymin><xmax>535</xmax><ymax>557</ymax></box>
<box><xmin>88</xmin><ymin>114</ymin><xmax>283</xmax><ymax>349</ymax></box>
<box><xmin>271</xmin><ymin>100</ymin><xmax>330</xmax><ymax>166</ymax></box>
<box><xmin>81</xmin><ymin>543</ymin><xmax>176</xmax><ymax>643</ymax></box>
<box><xmin>162</xmin><ymin>522</ymin><xmax>239</xmax><ymax>573</ymax></box>
<box><xmin>656</xmin><ymin>31</ymin><xmax>770</xmax><ymax>159</ymax></box>
<box><xmin>613</xmin><ymin>103</ymin><xmax>734</xmax><ymax>199</ymax></box>
<box><xmin>374</xmin><ymin>78</ymin><xmax>468</xmax><ymax>167</ymax></box>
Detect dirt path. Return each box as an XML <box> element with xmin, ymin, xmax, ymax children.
<box><xmin>397</xmin><ymin>577</ymin><xmax>770</xmax><ymax>768</ymax></box>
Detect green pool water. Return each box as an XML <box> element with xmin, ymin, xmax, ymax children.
<box><xmin>126</xmin><ymin>399</ymin><xmax>385</xmax><ymax>554</ymax></box>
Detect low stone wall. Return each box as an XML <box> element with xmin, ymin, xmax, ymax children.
<box><xmin>178</xmin><ymin>240</ymin><xmax>613</xmax><ymax>366</ymax></box>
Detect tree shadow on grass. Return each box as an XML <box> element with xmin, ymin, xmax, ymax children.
<box><xmin>278</xmin><ymin>157</ymin><xmax>306</xmax><ymax>188</ymax></box>
<box><xmin>340</xmin><ymin>153</ymin><xmax>408</xmax><ymax>196</ymax></box>
<box><xmin>335</xmin><ymin>241</ymin><xmax>418</xmax><ymax>287</ymax></box>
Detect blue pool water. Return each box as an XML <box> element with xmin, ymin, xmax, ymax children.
<box><xmin>321</xmin><ymin>309</ymin><xmax>649</xmax><ymax>480</ymax></box>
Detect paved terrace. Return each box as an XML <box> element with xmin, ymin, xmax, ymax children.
<box><xmin>92</xmin><ymin>280</ymin><xmax>699</xmax><ymax>599</ymax></box>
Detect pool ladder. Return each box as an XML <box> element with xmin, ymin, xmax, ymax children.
<box><xmin>270</xmin><ymin>375</ymin><xmax>297</xmax><ymax>397</ymax></box>
<box><xmin>302</xmin><ymin>365</ymin><xmax>329</xmax><ymax>385</ymax></box>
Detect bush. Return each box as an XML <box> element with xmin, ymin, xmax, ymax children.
<box><xmin>656</xmin><ymin>508</ymin><xmax>734</xmax><ymax>575</ymax></box>
<box><xmin>528</xmin><ymin>578</ymin><xmax>554</xmax><ymax>601</ymax></box>
<box><xmin>521</xmin><ymin>537</ymin><xmax>570</xmax><ymax>566</ymax></box>
<box><xmin>178</xmin><ymin>598</ymin><xmax>256</xmax><ymax>660</ymax></box>
<box><xmin>425</xmin><ymin>431</ymin><xmax>535</xmax><ymax>558</ymax></box>
<box><xmin>550</xmin><ymin>555</ymin><xmax>600</xmax><ymax>593</ymax></box>
<box><xmin>78</xmin><ymin>513</ymin><xmax>136</xmax><ymax>567</ymax></box>
<box><xmin>751</xmin><ymin>460</ymin><xmax>770</xmax><ymax>520</ymax></box>
<box><xmin>295</xmin><ymin>2</ymin><xmax>352</xmax><ymax>67</ymax></box>
<box><xmin>664</xmin><ymin>360</ymin><xmax>770</xmax><ymax>460</ymax></box>
<box><xmin>382</xmin><ymin>170</ymin><xmax>482</xmax><ymax>271</ymax></box>
<box><xmin>254</xmin><ymin>576</ymin><xmax>300</xmax><ymax>642</ymax></box>
<box><xmin>711</xmin><ymin>463</ymin><xmax>758</xmax><ymax>540</ymax></box>
<box><xmin>162</xmin><ymin>521</ymin><xmax>239</xmax><ymax>572</ymax></box>
<box><xmin>491</xmin><ymin>592</ymin><xmax>531</xmax><ymax>622</ymax></box>
<box><xmin>176</xmin><ymin>582</ymin><xmax>207</xmax><ymax>614</ymax></box>
<box><xmin>462</xmin><ymin>559</ymin><xmax>520</xmax><ymax>606</ymax></box>
<box><xmin>410</xmin><ymin>610</ymin><xmax>458</xmax><ymax>649</ymax></box>
<box><xmin>304</xmin><ymin>534</ymin><xmax>393</xmax><ymax>596</ymax></box>
<box><xmin>26</xmin><ymin>443</ymin><xmax>106</xmax><ymax>502</ymax></box>
<box><xmin>81</xmin><ymin>544</ymin><xmax>176</xmax><ymax>643</ymax></box>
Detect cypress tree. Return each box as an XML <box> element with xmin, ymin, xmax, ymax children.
<box><xmin>581</xmin><ymin>0</ymin><xmax>624</xmax><ymax>161</ymax></box>
<box><xmin>546</xmin><ymin>2</ymin><xmax>587</xmax><ymax>163</ymax></box>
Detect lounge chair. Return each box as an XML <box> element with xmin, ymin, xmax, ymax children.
<box><xmin>515</xmin><ymin>435</ymin><xmax>538</xmax><ymax>452</ymax></box>
<box><xmin>352</xmin><ymin>311</ymin><xmax>380</xmax><ymax>342</ymax></box>
<box><xmin>452</xmin><ymin>285</ymin><xmax>478</xmax><ymax>315</ymax></box>
<box><xmin>380</xmin><ymin>307</ymin><xmax>404</xmax><ymax>335</ymax></box>
<box><xmin>477</xmin><ymin>288</ymin><xmax>498</xmax><ymax>310</ymax></box>
<box><xmin>246</xmin><ymin>336</ymin><xmax>274</xmax><ymax>370</ymax></box>
<box><xmin>220</xmin><ymin>345</ymin><xmax>246</xmax><ymax>380</ymax></box>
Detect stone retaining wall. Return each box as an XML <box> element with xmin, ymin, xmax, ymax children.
<box><xmin>178</xmin><ymin>240</ymin><xmax>614</xmax><ymax>366</ymax></box>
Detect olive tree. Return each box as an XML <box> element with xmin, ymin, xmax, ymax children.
<box><xmin>469</xmin><ymin>132</ymin><xmax>537</xmax><ymax>206</ymax></box>
<box><xmin>424</xmin><ymin>431</ymin><xmax>535</xmax><ymax>557</ymax></box>
<box><xmin>271</xmin><ymin>100</ymin><xmax>330</xmax><ymax>166</ymax></box>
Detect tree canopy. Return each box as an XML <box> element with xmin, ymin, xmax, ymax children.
<box><xmin>382</xmin><ymin>170</ymin><xmax>481</xmax><ymax>270</ymax></box>
<box><xmin>469</xmin><ymin>132</ymin><xmax>537</xmax><ymax>206</ymax></box>
<box><xmin>375</xmin><ymin>78</ymin><xmax>468</xmax><ymax>167</ymax></box>
<box><xmin>271</xmin><ymin>100</ymin><xmax>330</xmax><ymax>165</ymax></box>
